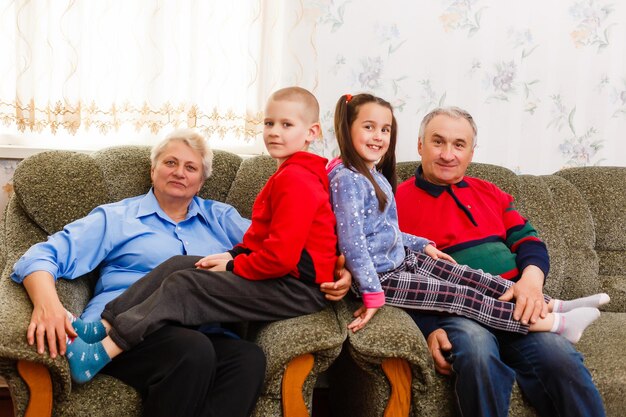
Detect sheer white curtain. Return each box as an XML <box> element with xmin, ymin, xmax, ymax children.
<box><xmin>0</xmin><ymin>0</ymin><xmax>316</xmax><ymax>153</ymax></box>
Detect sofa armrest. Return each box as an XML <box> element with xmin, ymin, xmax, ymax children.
<box><xmin>250</xmin><ymin>305</ymin><xmax>347</xmax><ymax>417</ymax></box>
<box><xmin>336</xmin><ymin>299</ymin><xmax>432</xmax><ymax>387</ymax></box>
<box><xmin>332</xmin><ymin>299</ymin><xmax>458</xmax><ymax>417</ymax></box>
<box><xmin>0</xmin><ymin>258</ymin><xmax>74</xmax><ymax>402</ymax></box>
<box><xmin>0</xmin><ymin>198</ymin><xmax>99</xmax><ymax>404</ymax></box>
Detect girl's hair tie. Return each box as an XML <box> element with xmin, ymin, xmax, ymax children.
<box><xmin>345</xmin><ymin>94</ymin><xmax>353</xmax><ymax>103</ymax></box>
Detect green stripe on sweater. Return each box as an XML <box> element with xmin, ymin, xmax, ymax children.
<box><xmin>505</xmin><ymin>222</ymin><xmax>540</xmax><ymax>248</ymax></box>
<box><xmin>450</xmin><ymin>242</ymin><xmax>518</xmax><ymax>277</ymax></box>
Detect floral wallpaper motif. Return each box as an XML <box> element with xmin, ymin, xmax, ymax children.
<box><xmin>416</xmin><ymin>80</ymin><xmax>447</xmax><ymax>115</ymax></box>
<box><xmin>484</xmin><ymin>61</ymin><xmax>518</xmax><ymax>102</ymax></box>
<box><xmin>569</xmin><ymin>0</ymin><xmax>615</xmax><ymax>50</ymax></box>
<box><xmin>314</xmin><ymin>0</ymin><xmax>351</xmax><ymax>33</ymax></box>
<box><xmin>599</xmin><ymin>76</ymin><xmax>626</xmax><ymax>118</ymax></box>
<box><xmin>439</xmin><ymin>0</ymin><xmax>486</xmax><ymax>36</ymax></box>
<box><xmin>0</xmin><ymin>159</ymin><xmax>18</xmax><ymax>218</ymax></box>
<box><xmin>548</xmin><ymin>96</ymin><xmax>605</xmax><ymax>167</ymax></box>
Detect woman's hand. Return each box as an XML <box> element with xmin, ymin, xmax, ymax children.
<box><xmin>424</xmin><ymin>244</ymin><xmax>456</xmax><ymax>263</ymax></box>
<box><xmin>347</xmin><ymin>304</ymin><xmax>379</xmax><ymax>333</ymax></box>
<box><xmin>23</xmin><ymin>272</ymin><xmax>77</xmax><ymax>358</ymax></box>
<box><xmin>195</xmin><ymin>252</ymin><xmax>233</xmax><ymax>270</ymax></box>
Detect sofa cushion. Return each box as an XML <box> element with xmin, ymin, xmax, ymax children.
<box><xmin>201</xmin><ymin>150</ymin><xmax>243</xmax><ymax>203</ymax></box>
<box><xmin>556</xmin><ymin>167</ymin><xmax>626</xmax><ymax>311</ymax></box>
<box><xmin>12</xmin><ymin>151</ymin><xmax>110</xmax><ymax>235</ymax></box>
<box><xmin>225</xmin><ymin>155</ymin><xmax>276</xmax><ymax>219</ymax></box>
<box><xmin>91</xmin><ymin>146</ymin><xmax>153</xmax><ymax>202</ymax></box>
<box><xmin>576</xmin><ymin>312</ymin><xmax>626</xmax><ymax>416</ymax></box>
<box><xmin>535</xmin><ymin>174</ymin><xmax>600</xmax><ymax>299</ymax></box>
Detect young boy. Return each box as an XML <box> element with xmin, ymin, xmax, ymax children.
<box><xmin>66</xmin><ymin>87</ymin><xmax>338</xmax><ymax>384</ymax></box>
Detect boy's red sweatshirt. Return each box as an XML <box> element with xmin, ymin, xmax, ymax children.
<box><xmin>229</xmin><ymin>151</ymin><xmax>337</xmax><ymax>284</ymax></box>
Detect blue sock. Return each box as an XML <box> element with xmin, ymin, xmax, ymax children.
<box><xmin>66</xmin><ymin>337</ymin><xmax>111</xmax><ymax>384</ymax></box>
<box><xmin>67</xmin><ymin>311</ymin><xmax>107</xmax><ymax>343</ymax></box>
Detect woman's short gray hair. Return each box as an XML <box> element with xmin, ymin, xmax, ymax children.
<box><xmin>418</xmin><ymin>107</ymin><xmax>478</xmax><ymax>148</ymax></box>
<box><xmin>150</xmin><ymin>129</ymin><xmax>213</xmax><ymax>179</ymax></box>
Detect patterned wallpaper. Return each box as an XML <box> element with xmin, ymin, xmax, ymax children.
<box><xmin>305</xmin><ymin>0</ymin><xmax>626</xmax><ymax>174</ymax></box>
<box><xmin>0</xmin><ymin>159</ymin><xmax>18</xmax><ymax>218</ymax></box>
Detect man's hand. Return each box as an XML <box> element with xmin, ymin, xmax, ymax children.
<box><xmin>498</xmin><ymin>265</ymin><xmax>547</xmax><ymax>324</ymax></box>
<box><xmin>427</xmin><ymin>328</ymin><xmax>453</xmax><ymax>375</ymax></box>
<box><xmin>320</xmin><ymin>254</ymin><xmax>352</xmax><ymax>301</ymax></box>
<box><xmin>347</xmin><ymin>304</ymin><xmax>378</xmax><ymax>332</ymax></box>
<box><xmin>195</xmin><ymin>252</ymin><xmax>233</xmax><ymax>270</ymax></box>
<box><xmin>23</xmin><ymin>272</ymin><xmax>77</xmax><ymax>358</ymax></box>
<box><xmin>424</xmin><ymin>244</ymin><xmax>456</xmax><ymax>263</ymax></box>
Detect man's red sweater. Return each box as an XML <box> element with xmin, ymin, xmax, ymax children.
<box><xmin>396</xmin><ymin>167</ymin><xmax>549</xmax><ymax>280</ymax></box>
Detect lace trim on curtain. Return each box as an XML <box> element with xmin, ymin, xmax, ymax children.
<box><xmin>0</xmin><ymin>99</ymin><xmax>262</xmax><ymax>140</ymax></box>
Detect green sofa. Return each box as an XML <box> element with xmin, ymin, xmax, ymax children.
<box><xmin>0</xmin><ymin>146</ymin><xmax>624</xmax><ymax>416</ymax></box>
<box><xmin>327</xmin><ymin>162</ymin><xmax>626</xmax><ymax>417</ymax></box>
<box><xmin>0</xmin><ymin>147</ymin><xmax>347</xmax><ymax>417</ymax></box>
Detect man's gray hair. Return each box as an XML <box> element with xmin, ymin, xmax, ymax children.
<box><xmin>418</xmin><ymin>107</ymin><xmax>478</xmax><ymax>148</ymax></box>
<box><xmin>150</xmin><ymin>128</ymin><xmax>213</xmax><ymax>179</ymax></box>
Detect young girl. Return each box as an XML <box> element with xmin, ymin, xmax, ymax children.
<box><xmin>328</xmin><ymin>93</ymin><xmax>608</xmax><ymax>342</ymax></box>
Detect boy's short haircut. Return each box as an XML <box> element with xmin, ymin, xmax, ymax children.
<box><xmin>268</xmin><ymin>86</ymin><xmax>320</xmax><ymax>123</ymax></box>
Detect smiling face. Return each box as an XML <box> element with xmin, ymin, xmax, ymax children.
<box><xmin>350</xmin><ymin>102</ymin><xmax>393</xmax><ymax>169</ymax></box>
<box><xmin>263</xmin><ymin>98</ymin><xmax>320</xmax><ymax>166</ymax></box>
<box><xmin>418</xmin><ymin>114</ymin><xmax>475</xmax><ymax>185</ymax></box>
<box><xmin>150</xmin><ymin>140</ymin><xmax>204</xmax><ymax>204</ymax></box>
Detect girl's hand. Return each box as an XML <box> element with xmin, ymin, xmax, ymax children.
<box><xmin>347</xmin><ymin>304</ymin><xmax>379</xmax><ymax>333</ymax></box>
<box><xmin>195</xmin><ymin>252</ymin><xmax>233</xmax><ymax>270</ymax></box>
<box><xmin>424</xmin><ymin>244</ymin><xmax>456</xmax><ymax>264</ymax></box>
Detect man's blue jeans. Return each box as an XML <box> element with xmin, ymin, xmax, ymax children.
<box><xmin>438</xmin><ymin>316</ymin><xmax>605</xmax><ymax>417</ymax></box>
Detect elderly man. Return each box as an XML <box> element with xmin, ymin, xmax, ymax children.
<box><xmin>395</xmin><ymin>107</ymin><xmax>605</xmax><ymax>417</ymax></box>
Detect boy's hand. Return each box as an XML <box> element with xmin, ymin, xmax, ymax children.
<box><xmin>321</xmin><ymin>254</ymin><xmax>351</xmax><ymax>301</ymax></box>
<box><xmin>347</xmin><ymin>304</ymin><xmax>379</xmax><ymax>333</ymax></box>
<box><xmin>196</xmin><ymin>252</ymin><xmax>233</xmax><ymax>270</ymax></box>
<box><xmin>208</xmin><ymin>260</ymin><xmax>229</xmax><ymax>271</ymax></box>
<box><xmin>424</xmin><ymin>244</ymin><xmax>456</xmax><ymax>264</ymax></box>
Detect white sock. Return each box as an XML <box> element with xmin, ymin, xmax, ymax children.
<box><xmin>552</xmin><ymin>293</ymin><xmax>610</xmax><ymax>313</ymax></box>
<box><xmin>551</xmin><ymin>307</ymin><xmax>600</xmax><ymax>344</ymax></box>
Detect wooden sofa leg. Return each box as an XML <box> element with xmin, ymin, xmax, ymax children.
<box><xmin>381</xmin><ymin>357</ymin><xmax>411</xmax><ymax>417</ymax></box>
<box><xmin>16</xmin><ymin>360</ymin><xmax>52</xmax><ymax>417</ymax></box>
<box><xmin>282</xmin><ymin>353</ymin><xmax>314</xmax><ymax>417</ymax></box>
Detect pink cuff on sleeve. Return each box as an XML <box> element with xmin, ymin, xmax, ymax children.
<box><xmin>362</xmin><ymin>291</ymin><xmax>386</xmax><ymax>309</ymax></box>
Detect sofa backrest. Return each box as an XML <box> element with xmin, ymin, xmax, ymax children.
<box><xmin>396</xmin><ymin>161</ymin><xmax>605</xmax><ymax>301</ymax></box>
<box><xmin>225</xmin><ymin>155</ymin><xmax>276</xmax><ymax>219</ymax></box>
<box><xmin>3</xmin><ymin>146</ymin><xmax>244</xmax><ymax>314</ymax></box>
<box><xmin>556</xmin><ymin>167</ymin><xmax>626</xmax><ymax>312</ymax></box>
<box><xmin>11</xmin><ymin>147</ymin><xmax>244</xmax><ymax>236</ymax></box>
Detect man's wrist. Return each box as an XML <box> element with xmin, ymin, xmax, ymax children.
<box><xmin>519</xmin><ymin>265</ymin><xmax>544</xmax><ymax>285</ymax></box>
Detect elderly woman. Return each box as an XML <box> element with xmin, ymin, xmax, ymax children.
<box><xmin>11</xmin><ymin>129</ymin><xmax>350</xmax><ymax>417</ymax></box>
